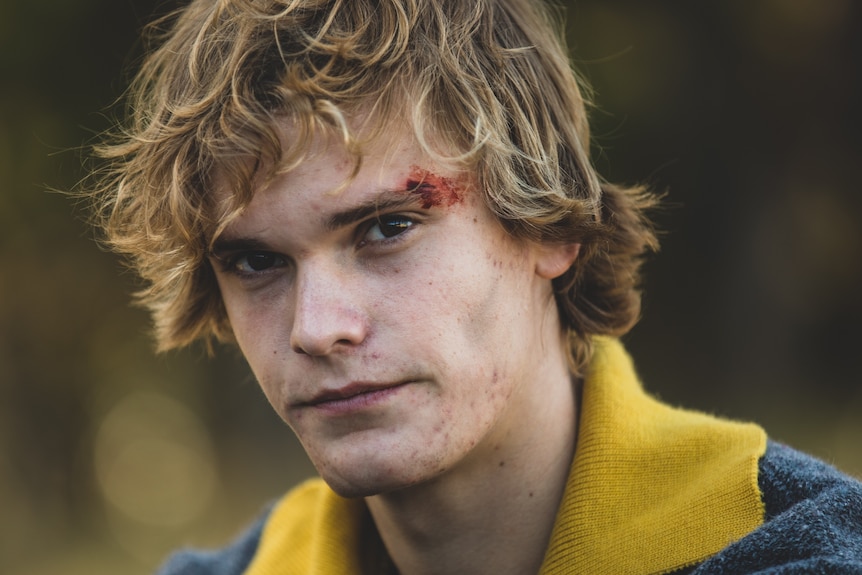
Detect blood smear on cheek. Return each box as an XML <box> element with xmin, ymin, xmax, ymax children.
<box><xmin>406</xmin><ymin>166</ymin><xmax>464</xmax><ymax>209</ymax></box>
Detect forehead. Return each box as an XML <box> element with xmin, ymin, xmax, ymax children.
<box><xmin>211</xmin><ymin>122</ymin><xmax>477</xmax><ymax>236</ymax></box>
<box><xmin>206</xmin><ymin>112</ymin><xmax>494</xmax><ymax>256</ymax></box>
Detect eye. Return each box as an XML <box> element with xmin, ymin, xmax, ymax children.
<box><xmin>231</xmin><ymin>252</ymin><xmax>285</xmax><ymax>274</ymax></box>
<box><xmin>361</xmin><ymin>214</ymin><xmax>415</xmax><ymax>244</ymax></box>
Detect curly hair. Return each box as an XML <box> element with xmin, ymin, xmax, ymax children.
<box><xmin>88</xmin><ymin>0</ymin><xmax>658</xmax><ymax>374</ymax></box>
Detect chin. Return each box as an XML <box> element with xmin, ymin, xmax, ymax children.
<box><xmin>317</xmin><ymin>462</ymin><xmax>442</xmax><ymax>499</ymax></box>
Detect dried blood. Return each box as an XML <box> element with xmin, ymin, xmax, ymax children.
<box><xmin>405</xmin><ymin>166</ymin><xmax>464</xmax><ymax>209</ymax></box>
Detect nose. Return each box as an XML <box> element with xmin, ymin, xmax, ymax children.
<box><xmin>289</xmin><ymin>263</ymin><xmax>369</xmax><ymax>356</ymax></box>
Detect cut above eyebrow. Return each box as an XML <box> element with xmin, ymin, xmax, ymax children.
<box><xmin>324</xmin><ymin>192</ymin><xmax>420</xmax><ymax>232</ymax></box>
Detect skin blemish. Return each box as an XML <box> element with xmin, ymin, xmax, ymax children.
<box><xmin>405</xmin><ymin>165</ymin><xmax>464</xmax><ymax>209</ymax></box>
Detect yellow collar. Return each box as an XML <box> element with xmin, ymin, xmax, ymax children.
<box><xmin>539</xmin><ymin>337</ymin><xmax>766</xmax><ymax>574</ymax></box>
<box><xmin>245</xmin><ymin>338</ymin><xmax>766</xmax><ymax>575</ymax></box>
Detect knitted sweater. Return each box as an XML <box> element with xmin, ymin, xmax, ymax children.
<box><xmin>156</xmin><ymin>339</ymin><xmax>862</xmax><ymax>574</ymax></box>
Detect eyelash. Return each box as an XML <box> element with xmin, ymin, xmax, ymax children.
<box><xmin>357</xmin><ymin>213</ymin><xmax>416</xmax><ymax>247</ymax></box>
<box><xmin>220</xmin><ymin>252</ymin><xmax>287</xmax><ymax>277</ymax></box>
<box><xmin>218</xmin><ymin>213</ymin><xmax>418</xmax><ymax>278</ymax></box>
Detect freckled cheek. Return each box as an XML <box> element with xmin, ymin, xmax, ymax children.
<box><xmin>220</xmin><ymin>297</ymin><xmax>295</xmax><ymax>399</ymax></box>
<box><xmin>364</xmin><ymin>288</ymin><xmax>429</xmax><ymax>337</ymax></box>
<box><xmin>379</xmin><ymin>274</ymin><xmax>466</xmax><ymax>331</ymax></box>
<box><xmin>227</xmin><ymin>286</ymin><xmax>293</xmax><ymax>339</ymax></box>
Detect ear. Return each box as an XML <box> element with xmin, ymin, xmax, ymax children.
<box><xmin>535</xmin><ymin>243</ymin><xmax>580</xmax><ymax>280</ymax></box>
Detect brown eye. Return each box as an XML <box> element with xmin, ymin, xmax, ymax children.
<box><xmin>364</xmin><ymin>215</ymin><xmax>414</xmax><ymax>242</ymax></box>
<box><xmin>235</xmin><ymin>252</ymin><xmax>282</xmax><ymax>273</ymax></box>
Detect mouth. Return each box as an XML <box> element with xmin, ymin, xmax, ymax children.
<box><xmin>300</xmin><ymin>381</ymin><xmax>411</xmax><ymax>414</ymax></box>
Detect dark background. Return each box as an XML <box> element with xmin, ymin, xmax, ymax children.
<box><xmin>2</xmin><ymin>1</ymin><xmax>860</xmax><ymax>573</ymax></box>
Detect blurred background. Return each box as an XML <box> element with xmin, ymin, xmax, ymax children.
<box><xmin>1</xmin><ymin>0</ymin><xmax>860</xmax><ymax>573</ymax></box>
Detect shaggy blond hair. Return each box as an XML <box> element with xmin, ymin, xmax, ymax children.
<box><xmin>89</xmin><ymin>0</ymin><xmax>658</xmax><ymax>374</ymax></box>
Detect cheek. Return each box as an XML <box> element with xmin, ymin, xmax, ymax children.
<box><xmin>220</xmin><ymin>279</ymin><xmax>291</xmax><ymax>344</ymax></box>
<box><xmin>219</xmin><ymin>292</ymin><xmax>293</xmax><ymax>403</ymax></box>
<box><xmin>386</xmin><ymin>236</ymin><xmax>526</xmax><ymax>344</ymax></box>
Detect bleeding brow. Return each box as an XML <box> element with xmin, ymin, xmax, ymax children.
<box><xmin>406</xmin><ymin>166</ymin><xmax>464</xmax><ymax>209</ymax></box>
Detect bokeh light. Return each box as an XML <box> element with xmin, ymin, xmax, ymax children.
<box><xmin>93</xmin><ymin>391</ymin><xmax>218</xmax><ymax>528</ymax></box>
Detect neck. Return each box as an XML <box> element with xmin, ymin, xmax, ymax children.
<box><xmin>366</xmin><ymin>367</ymin><xmax>578</xmax><ymax>575</ymax></box>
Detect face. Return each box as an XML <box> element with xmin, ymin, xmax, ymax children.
<box><xmin>209</xmin><ymin>127</ymin><xmax>576</xmax><ymax>497</ymax></box>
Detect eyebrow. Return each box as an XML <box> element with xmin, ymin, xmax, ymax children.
<box><xmin>324</xmin><ymin>192</ymin><xmax>419</xmax><ymax>231</ymax></box>
<box><xmin>210</xmin><ymin>237</ymin><xmax>272</xmax><ymax>259</ymax></box>
<box><xmin>210</xmin><ymin>191</ymin><xmax>420</xmax><ymax>257</ymax></box>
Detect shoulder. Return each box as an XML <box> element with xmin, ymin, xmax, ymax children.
<box><xmin>759</xmin><ymin>441</ymin><xmax>862</xmax><ymax>518</ymax></box>
<box><xmin>153</xmin><ymin>479</ymin><xmax>335</xmax><ymax>575</ymax></box>
<box><xmin>153</xmin><ymin>506</ymin><xmax>270</xmax><ymax>575</ymax></box>
<box><xmin>692</xmin><ymin>441</ymin><xmax>862</xmax><ymax>574</ymax></box>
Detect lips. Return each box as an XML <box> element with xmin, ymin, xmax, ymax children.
<box><xmin>300</xmin><ymin>381</ymin><xmax>410</xmax><ymax>411</ymax></box>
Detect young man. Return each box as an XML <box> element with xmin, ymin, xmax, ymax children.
<box><xmin>89</xmin><ymin>0</ymin><xmax>862</xmax><ymax>573</ymax></box>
